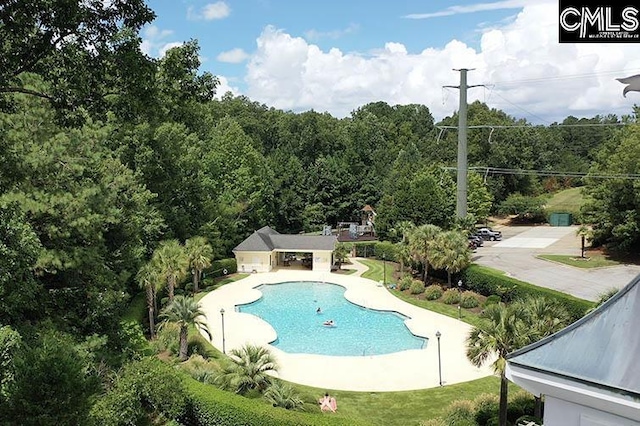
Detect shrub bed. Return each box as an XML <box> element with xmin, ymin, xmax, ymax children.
<box><xmin>182</xmin><ymin>376</ymin><xmax>363</xmax><ymax>426</ymax></box>
<box><xmin>424</xmin><ymin>285</ymin><xmax>444</xmax><ymax>300</ymax></box>
<box><xmin>484</xmin><ymin>295</ymin><xmax>501</xmax><ymax>307</ymax></box>
<box><xmin>460</xmin><ymin>291</ymin><xmax>480</xmax><ymax>308</ymax></box>
<box><xmin>441</xmin><ymin>289</ymin><xmax>461</xmax><ymax>305</ymax></box>
<box><xmin>410</xmin><ymin>280</ymin><xmax>425</xmax><ymax>294</ymax></box>
<box><xmin>462</xmin><ymin>264</ymin><xmax>593</xmax><ymax>321</ymax></box>
<box><xmin>398</xmin><ymin>275</ymin><xmax>413</xmax><ymax>291</ymax></box>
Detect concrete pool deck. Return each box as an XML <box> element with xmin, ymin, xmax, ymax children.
<box><xmin>199</xmin><ymin>259</ymin><xmax>494</xmax><ymax>392</ymax></box>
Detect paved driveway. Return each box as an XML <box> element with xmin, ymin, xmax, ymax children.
<box><xmin>473</xmin><ymin>225</ymin><xmax>640</xmax><ymax>301</ymax></box>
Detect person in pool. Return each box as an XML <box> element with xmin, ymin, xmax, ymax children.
<box><xmin>316</xmin><ymin>307</ymin><xmax>322</xmax><ymax>314</ymax></box>
<box><xmin>322</xmin><ymin>320</ymin><xmax>334</xmax><ymax>326</ymax></box>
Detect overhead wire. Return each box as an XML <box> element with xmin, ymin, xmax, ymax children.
<box><xmin>483</xmin><ymin>68</ymin><xmax>640</xmax><ymax>87</ymax></box>
<box><xmin>441</xmin><ymin>166</ymin><xmax>640</xmax><ymax>180</ymax></box>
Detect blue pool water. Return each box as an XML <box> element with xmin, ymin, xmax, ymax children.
<box><xmin>237</xmin><ymin>281</ymin><xmax>427</xmax><ymax>356</ymax></box>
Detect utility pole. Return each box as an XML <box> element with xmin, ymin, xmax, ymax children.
<box><xmin>444</xmin><ymin>68</ymin><xmax>483</xmax><ymax>219</ymax></box>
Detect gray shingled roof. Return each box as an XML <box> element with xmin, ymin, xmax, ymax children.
<box><xmin>233</xmin><ymin>226</ymin><xmax>337</xmax><ymax>252</ymax></box>
<box><xmin>507</xmin><ymin>273</ymin><xmax>640</xmax><ymax>398</ymax></box>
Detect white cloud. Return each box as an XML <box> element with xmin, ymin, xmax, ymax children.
<box><xmin>304</xmin><ymin>23</ymin><xmax>360</xmax><ymax>41</ymax></box>
<box><xmin>404</xmin><ymin>0</ymin><xmax>541</xmax><ymax>19</ymax></box>
<box><xmin>245</xmin><ymin>6</ymin><xmax>640</xmax><ymax>123</ymax></box>
<box><xmin>188</xmin><ymin>1</ymin><xmax>230</xmax><ymax>21</ymax></box>
<box><xmin>159</xmin><ymin>42</ymin><xmax>183</xmax><ymax>57</ymax></box>
<box><xmin>214</xmin><ymin>76</ymin><xmax>241</xmax><ymax>99</ymax></box>
<box><xmin>140</xmin><ymin>25</ymin><xmax>180</xmax><ymax>58</ymax></box>
<box><xmin>217</xmin><ymin>48</ymin><xmax>250</xmax><ymax>63</ymax></box>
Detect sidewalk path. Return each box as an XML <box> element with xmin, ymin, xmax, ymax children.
<box><xmin>342</xmin><ymin>257</ymin><xmax>369</xmax><ymax>276</ymax></box>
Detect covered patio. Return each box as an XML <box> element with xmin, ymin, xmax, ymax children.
<box><xmin>233</xmin><ymin>226</ymin><xmax>338</xmax><ymax>273</ymax></box>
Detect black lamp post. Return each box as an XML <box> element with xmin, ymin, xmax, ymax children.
<box><xmin>383</xmin><ymin>253</ymin><xmax>386</xmax><ymax>285</ymax></box>
<box><xmin>457</xmin><ymin>279</ymin><xmax>462</xmax><ymax>319</ymax></box>
<box><xmin>436</xmin><ymin>331</ymin><xmax>442</xmax><ymax>386</ymax></box>
<box><xmin>220</xmin><ymin>308</ymin><xmax>226</xmax><ymax>354</ymax></box>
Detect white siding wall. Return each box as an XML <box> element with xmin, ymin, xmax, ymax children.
<box><xmin>545</xmin><ymin>396</ymin><xmax>640</xmax><ymax>426</ymax></box>
<box><xmin>312</xmin><ymin>250</ymin><xmax>333</xmax><ymax>272</ymax></box>
<box><xmin>235</xmin><ymin>251</ymin><xmax>272</xmax><ymax>273</ymax></box>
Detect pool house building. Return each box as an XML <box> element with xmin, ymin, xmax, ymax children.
<box><xmin>233</xmin><ymin>226</ymin><xmax>338</xmax><ymax>273</ymax></box>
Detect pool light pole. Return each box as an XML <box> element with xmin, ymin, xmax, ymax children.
<box><xmin>436</xmin><ymin>331</ymin><xmax>442</xmax><ymax>386</ymax></box>
<box><xmin>220</xmin><ymin>308</ymin><xmax>226</xmax><ymax>354</ymax></box>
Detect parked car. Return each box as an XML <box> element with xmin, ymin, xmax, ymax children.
<box><xmin>476</xmin><ymin>227</ymin><xmax>502</xmax><ymax>241</ymax></box>
<box><xmin>468</xmin><ymin>234</ymin><xmax>484</xmax><ymax>247</ymax></box>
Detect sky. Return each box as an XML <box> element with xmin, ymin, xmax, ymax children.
<box><xmin>143</xmin><ymin>0</ymin><xmax>640</xmax><ymax>124</ymax></box>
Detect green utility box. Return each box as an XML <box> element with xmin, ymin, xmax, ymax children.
<box><xmin>549</xmin><ymin>212</ymin><xmax>573</xmax><ymax>226</ymax></box>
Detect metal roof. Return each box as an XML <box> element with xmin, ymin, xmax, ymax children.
<box><xmin>507</xmin><ymin>273</ymin><xmax>640</xmax><ymax>398</ymax></box>
<box><xmin>233</xmin><ymin>226</ymin><xmax>337</xmax><ymax>252</ymax></box>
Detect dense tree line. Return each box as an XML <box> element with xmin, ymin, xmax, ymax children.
<box><xmin>1</xmin><ymin>1</ymin><xmax>638</xmax><ymax>423</ymax></box>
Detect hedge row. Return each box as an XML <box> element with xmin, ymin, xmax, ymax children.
<box><xmin>181</xmin><ymin>376</ymin><xmax>363</xmax><ymax>426</ymax></box>
<box><xmin>461</xmin><ymin>264</ymin><xmax>594</xmax><ymax>321</ymax></box>
<box><xmin>352</xmin><ymin>242</ymin><xmax>377</xmax><ymax>258</ymax></box>
<box><xmin>205</xmin><ymin>258</ymin><xmax>237</xmax><ymax>278</ymax></box>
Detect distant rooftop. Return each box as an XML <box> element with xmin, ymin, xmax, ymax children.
<box><xmin>507</xmin><ymin>273</ymin><xmax>640</xmax><ymax>398</ymax></box>
<box><xmin>233</xmin><ymin>226</ymin><xmax>337</xmax><ymax>252</ymax></box>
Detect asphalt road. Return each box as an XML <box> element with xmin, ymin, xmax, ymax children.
<box><xmin>471</xmin><ymin>225</ymin><xmax>640</xmax><ymax>302</ymax></box>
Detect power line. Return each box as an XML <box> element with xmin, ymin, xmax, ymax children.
<box><xmin>436</xmin><ymin>123</ymin><xmax>631</xmax><ymax>130</ymax></box>
<box><xmin>442</xmin><ymin>166</ymin><xmax>640</xmax><ymax>180</ymax></box>
<box><xmin>484</xmin><ymin>68</ymin><xmax>640</xmax><ymax>87</ymax></box>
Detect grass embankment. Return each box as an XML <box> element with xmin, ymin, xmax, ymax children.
<box><xmin>287</xmin><ymin>376</ymin><xmax>501</xmax><ymax>426</ymax></box>
<box><xmin>537</xmin><ymin>254</ymin><xmax>620</xmax><ymax>269</ymax></box>
<box><xmin>544</xmin><ymin>187</ymin><xmax>585</xmax><ymax>217</ymax></box>
<box><xmin>359</xmin><ymin>258</ymin><xmax>393</xmax><ymax>283</ymax></box>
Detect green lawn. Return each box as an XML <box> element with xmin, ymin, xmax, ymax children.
<box><xmin>391</xmin><ymin>290</ymin><xmax>486</xmax><ymax>328</ymax></box>
<box><xmin>288</xmin><ymin>376</ymin><xmax>501</xmax><ymax>426</ymax></box>
<box><xmin>358</xmin><ymin>259</ymin><xmax>485</xmax><ymax>328</ymax></box>
<box><xmin>537</xmin><ymin>254</ymin><xmax>620</xmax><ymax>269</ymax></box>
<box><xmin>359</xmin><ymin>258</ymin><xmax>393</xmax><ymax>283</ymax></box>
<box><xmin>544</xmin><ymin>187</ymin><xmax>585</xmax><ymax>216</ymax></box>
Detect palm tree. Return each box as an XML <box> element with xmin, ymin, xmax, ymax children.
<box><xmin>394</xmin><ymin>221</ymin><xmax>415</xmax><ymax>276</ymax></box>
<box><xmin>395</xmin><ymin>241</ymin><xmax>412</xmax><ymax>276</ymax></box>
<box><xmin>466</xmin><ymin>303</ymin><xmax>528</xmax><ymax>426</ymax></box>
<box><xmin>152</xmin><ymin>239</ymin><xmax>189</xmax><ymax>303</ymax></box>
<box><xmin>264</xmin><ymin>381</ymin><xmax>304</xmax><ymax>410</ymax></box>
<box><xmin>518</xmin><ymin>297</ymin><xmax>570</xmax><ymax>419</ymax></box>
<box><xmin>394</xmin><ymin>220</ymin><xmax>416</xmax><ymax>243</ymax></box>
<box><xmin>215</xmin><ymin>344</ymin><xmax>279</xmax><ymax>394</ymax></box>
<box><xmin>587</xmin><ymin>287</ymin><xmax>619</xmax><ymax>313</ymax></box>
<box><xmin>519</xmin><ymin>297</ymin><xmax>570</xmax><ymax>343</ymax></box>
<box><xmin>333</xmin><ymin>242</ymin><xmax>352</xmax><ymax>269</ymax></box>
<box><xmin>185</xmin><ymin>236</ymin><xmax>213</xmax><ymax>294</ymax></box>
<box><xmin>159</xmin><ymin>295</ymin><xmax>211</xmax><ymax>361</ymax></box>
<box><xmin>430</xmin><ymin>230</ymin><xmax>471</xmax><ymax>287</ymax></box>
<box><xmin>136</xmin><ymin>262</ymin><xmax>161</xmax><ymax>339</ymax></box>
<box><xmin>576</xmin><ymin>224</ymin><xmax>592</xmax><ymax>258</ymax></box>
<box><xmin>408</xmin><ymin>224</ymin><xmax>441</xmax><ymax>284</ymax></box>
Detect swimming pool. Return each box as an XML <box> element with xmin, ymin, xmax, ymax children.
<box><xmin>237</xmin><ymin>281</ymin><xmax>427</xmax><ymax>356</ymax></box>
